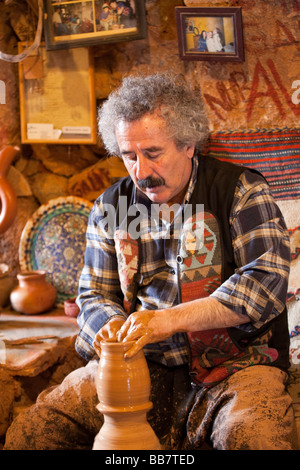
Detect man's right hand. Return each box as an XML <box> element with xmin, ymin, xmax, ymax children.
<box><xmin>93</xmin><ymin>316</ymin><xmax>125</xmax><ymax>357</ymax></box>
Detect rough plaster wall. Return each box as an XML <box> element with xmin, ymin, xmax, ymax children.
<box><xmin>0</xmin><ymin>0</ymin><xmax>298</xmax><ymax>447</ymax></box>
<box><xmin>0</xmin><ymin>0</ymin><xmax>299</xmax><ymax>275</ymax></box>
<box><xmin>191</xmin><ymin>1</ymin><xmax>299</xmax><ymax>131</ymax></box>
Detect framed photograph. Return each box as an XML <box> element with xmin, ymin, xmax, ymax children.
<box><xmin>175</xmin><ymin>7</ymin><xmax>244</xmax><ymax>62</ymax></box>
<box><xmin>18</xmin><ymin>42</ymin><xmax>97</xmax><ymax>144</ymax></box>
<box><xmin>44</xmin><ymin>0</ymin><xmax>147</xmax><ymax>51</ymax></box>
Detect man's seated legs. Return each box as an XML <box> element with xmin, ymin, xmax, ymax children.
<box><xmin>208</xmin><ymin>365</ymin><xmax>295</xmax><ymax>450</ymax></box>
<box><xmin>4</xmin><ymin>360</ymin><xmax>101</xmax><ymax>450</ymax></box>
<box><xmin>4</xmin><ymin>362</ymin><xmax>295</xmax><ymax>450</ymax></box>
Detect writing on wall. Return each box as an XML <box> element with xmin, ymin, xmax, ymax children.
<box><xmin>200</xmin><ymin>4</ymin><xmax>299</xmax><ymax>128</ymax></box>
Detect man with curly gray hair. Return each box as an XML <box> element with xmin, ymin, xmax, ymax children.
<box><xmin>5</xmin><ymin>73</ymin><xmax>295</xmax><ymax>450</ymax></box>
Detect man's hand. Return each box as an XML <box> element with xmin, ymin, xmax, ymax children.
<box><xmin>93</xmin><ymin>298</ymin><xmax>249</xmax><ymax>359</ymax></box>
<box><xmin>117</xmin><ymin>309</ymin><xmax>174</xmax><ymax>358</ymax></box>
<box><xmin>93</xmin><ymin>316</ymin><xmax>125</xmax><ymax>357</ymax></box>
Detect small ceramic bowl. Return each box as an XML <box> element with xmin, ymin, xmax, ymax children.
<box><xmin>64</xmin><ymin>298</ymin><xmax>80</xmax><ymax>317</ymax></box>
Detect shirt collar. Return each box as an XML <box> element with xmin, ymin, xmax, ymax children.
<box><xmin>183</xmin><ymin>154</ymin><xmax>198</xmax><ymax>205</ymax></box>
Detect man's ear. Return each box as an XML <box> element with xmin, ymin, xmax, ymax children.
<box><xmin>186</xmin><ymin>144</ymin><xmax>195</xmax><ymax>159</ymax></box>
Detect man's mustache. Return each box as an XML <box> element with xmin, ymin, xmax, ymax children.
<box><xmin>137</xmin><ymin>176</ymin><xmax>165</xmax><ymax>189</ymax></box>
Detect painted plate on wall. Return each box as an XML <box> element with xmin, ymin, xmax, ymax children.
<box><xmin>19</xmin><ymin>196</ymin><xmax>93</xmax><ymax>306</ymax></box>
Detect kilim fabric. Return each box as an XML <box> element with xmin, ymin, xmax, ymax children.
<box><xmin>206</xmin><ymin>128</ymin><xmax>300</xmax><ymax>200</ymax></box>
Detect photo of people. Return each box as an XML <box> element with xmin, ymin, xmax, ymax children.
<box><xmin>51</xmin><ymin>0</ymin><xmax>137</xmax><ymax>37</ymax></box>
<box><xmin>184</xmin><ymin>16</ymin><xmax>235</xmax><ymax>54</ymax></box>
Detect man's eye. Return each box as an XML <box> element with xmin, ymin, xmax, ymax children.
<box><xmin>146</xmin><ymin>153</ymin><xmax>160</xmax><ymax>160</ymax></box>
<box><xmin>123</xmin><ymin>154</ymin><xmax>136</xmax><ymax>162</ymax></box>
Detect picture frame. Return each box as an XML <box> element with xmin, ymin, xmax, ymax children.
<box><xmin>44</xmin><ymin>0</ymin><xmax>147</xmax><ymax>51</ymax></box>
<box><xmin>175</xmin><ymin>7</ymin><xmax>244</xmax><ymax>62</ymax></box>
<box><xmin>18</xmin><ymin>42</ymin><xmax>97</xmax><ymax>144</ymax></box>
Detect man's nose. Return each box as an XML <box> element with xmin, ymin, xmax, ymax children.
<box><xmin>136</xmin><ymin>155</ymin><xmax>152</xmax><ymax>180</ymax></box>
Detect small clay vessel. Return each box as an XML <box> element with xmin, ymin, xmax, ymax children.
<box><xmin>10</xmin><ymin>270</ymin><xmax>57</xmax><ymax>314</ymax></box>
<box><xmin>93</xmin><ymin>341</ymin><xmax>161</xmax><ymax>450</ymax></box>
<box><xmin>64</xmin><ymin>298</ymin><xmax>80</xmax><ymax>317</ymax></box>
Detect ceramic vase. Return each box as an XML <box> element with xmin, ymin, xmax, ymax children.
<box><xmin>10</xmin><ymin>270</ymin><xmax>57</xmax><ymax>314</ymax></box>
<box><xmin>93</xmin><ymin>341</ymin><xmax>161</xmax><ymax>450</ymax></box>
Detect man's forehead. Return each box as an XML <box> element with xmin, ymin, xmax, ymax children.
<box><xmin>116</xmin><ymin>113</ymin><xmax>166</xmax><ymax>131</ymax></box>
<box><xmin>115</xmin><ymin>117</ymin><xmax>171</xmax><ymax>146</ymax></box>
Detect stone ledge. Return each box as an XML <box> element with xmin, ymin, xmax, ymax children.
<box><xmin>0</xmin><ymin>307</ymin><xmax>86</xmax><ymax>444</ymax></box>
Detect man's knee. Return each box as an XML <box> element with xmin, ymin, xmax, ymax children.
<box><xmin>4</xmin><ymin>360</ymin><xmax>101</xmax><ymax>450</ymax></box>
<box><xmin>210</xmin><ymin>367</ymin><xmax>295</xmax><ymax>450</ymax></box>
<box><xmin>4</xmin><ymin>403</ymin><xmax>62</xmax><ymax>450</ymax></box>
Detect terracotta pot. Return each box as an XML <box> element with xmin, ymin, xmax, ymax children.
<box><xmin>93</xmin><ymin>341</ymin><xmax>161</xmax><ymax>450</ymax></box>
<box><xmin>10</xmin><ymin>270</ymin><xmax>57</xmax><ymax>314</ymax></box>
<box><xmin>0</xmin><ymin>145</ymin><xmax>19</xmax><ymax>235</ymax></box>
<box><xmin>64</xmin><ymin>298</ymin><xmax>80</xmax><ymax>317</ymax></box>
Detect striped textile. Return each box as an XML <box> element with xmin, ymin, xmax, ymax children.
<box><xmin>206</xmin><ymin>128</ymin><xmax>300</xmax><ymax>200</ymax></box>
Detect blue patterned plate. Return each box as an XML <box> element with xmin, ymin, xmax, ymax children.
<box><xmin>19</xmin><ymin>196</ymin><xmax>93</xmax><ymax>306</ymax></box>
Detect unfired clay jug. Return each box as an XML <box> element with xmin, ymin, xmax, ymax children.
<box><xmin>10</xmin><ymin>270</ymin><xmax>57</xmax><ymax>314</ymax></box>
<box><xmin>93</xmin><ymin>341</ymin><xmax>161</xmax><ymax>450</ymax></box>
<box><xmin>0</xmin><ymin>145</ymin><xmax>18</xmax><ymax>234</ymax></box>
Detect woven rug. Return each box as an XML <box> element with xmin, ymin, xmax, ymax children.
<box><xmin>206</xmin><ymin>128</ymin><xmax>300</xmax><ymax>200</ymax></box>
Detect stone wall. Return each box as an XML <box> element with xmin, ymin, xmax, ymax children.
<box><xmin>0</xmin><ymin>0</ymin><xmax>299</xmax><ymax>276</ymax></box>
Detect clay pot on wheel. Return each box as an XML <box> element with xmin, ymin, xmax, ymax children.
<box><xmin>10</xmin><ymin>270</ymin><xmax>57</xmax><ymax>314</ymax></box>
<box><xmin>93</xmin><ymin>341</ymin><xmax>161</xmax><ymax>450</ymax></box>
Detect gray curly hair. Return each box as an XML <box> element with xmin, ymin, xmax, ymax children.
<box><xmin>98</xmin><ymin>73</ymin><xmax>209</xmax><ymax>156</ymax></box>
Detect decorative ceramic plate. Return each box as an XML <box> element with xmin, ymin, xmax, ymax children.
<box><xmin>19</xmin><ymin>196</ymin><xmax>93</xmax><ymax>306</ymax></box>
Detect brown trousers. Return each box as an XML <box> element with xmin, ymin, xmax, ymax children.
<box><xmin>4</xmin><ymin>360</ymin><xmax>297</xmax><ymax>450</ymax></box>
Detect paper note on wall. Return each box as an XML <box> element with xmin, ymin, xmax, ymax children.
<box><xmin>27</xmin><ymin>123</ymin><xmax>62</xmax><ymax>140</ymax></box>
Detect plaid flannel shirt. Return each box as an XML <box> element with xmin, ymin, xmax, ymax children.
<box><xmin>75</xmin><ymin>157</ymin><xmax>290</xmax><ymax>364</ymax></box>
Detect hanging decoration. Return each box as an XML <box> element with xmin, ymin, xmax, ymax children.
<box><xmin>0</xmin><ymin>0</ymin><xmax>43</xmax><ymax>63</ymax></box>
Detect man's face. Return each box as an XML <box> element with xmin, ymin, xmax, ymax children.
<box><xmin>115</xmin><ymin>113</ymin><xmax>195</xmax><ymax>205</ymax></box>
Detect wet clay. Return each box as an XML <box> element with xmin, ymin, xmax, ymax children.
<box><xmin>93</xmin><ymin>341</ymin><xmax>161</xmax><ymax>450</ymax></box>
